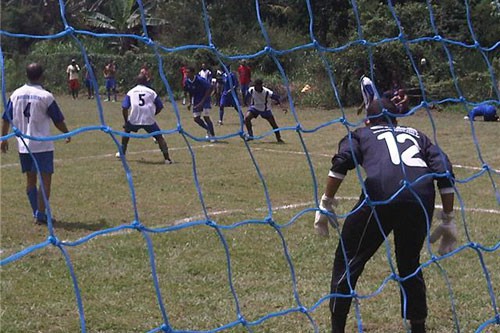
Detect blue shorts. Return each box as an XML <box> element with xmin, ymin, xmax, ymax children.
<box><xmin>124</xmin><ymin>122</ymin><xmax>161</xmax><ymax>134</ymax></box>
<box><xmin>19</xmin><ymin>151</ymin><xmax>54</xmax><ymax>174</ymax></box>
<box><xmin>220</xmin><ymin>93</ymin><xmax>238</xmax><ymax>107</ymax></box>
<box><xmin>248</xmin><ymin>107</ymin><xmax>273</xmax><ymax>119</ymax></box>
<box><xmin>106</xmin><ymin>78</ymin><xmax>116</xmax><ymax>90</ymax></box>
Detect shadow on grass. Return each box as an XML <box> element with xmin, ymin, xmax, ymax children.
<box><xmin>52</xmin><ymin>218</ymin><xmax>109</xmax><ymax>231</ymax></box>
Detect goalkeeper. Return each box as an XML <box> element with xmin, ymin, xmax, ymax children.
<box><xmin>315</xmin><ymin>98</ymin><xmax>457</xmax><ymax>333</ymax></box>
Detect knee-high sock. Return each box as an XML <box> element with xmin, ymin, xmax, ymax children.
<box><xmin>27</xmin><ymin>187</ymin><xmax>38</xmax><ymax>217</ymax></box>
<box><xmin>205</xmin><ymin>119</ymin><xmax>215</xmax><ymax>136</ymax></box>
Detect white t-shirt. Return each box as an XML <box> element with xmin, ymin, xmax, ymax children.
<box><xmin>66</xmin><ymin>64</ymin><xmax>80</xmax><ymax>80</ymax></box>
<box><xmin>122</xmin><ymin>85</ymin><xmax>162</xmax><ymax>125</ymax></box>
<box><xmin>248</xmin><ymin>86</ymin><xmax>275</xmax><ymax>112</ymax></box>
<box><xmin>198</xmin><ymin>69</ymin><xmax>212</xmax><ymax>81</ymax></box>
<box><xmin>5</xmin><ymin>84</ymin><xmax>64</xmax><ymax>153</ymax></box>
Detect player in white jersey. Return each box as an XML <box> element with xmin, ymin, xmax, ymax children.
<box><xmin>66</xmin><ymin>59</ymin><xmax>80</xmax><ymax>99</ymax></box>
<box><xmin>115</xmin><ymin>73</ymin><xmax>172</xmax><ymax>164</ymax></box>
<box><xmin>1</xmin><ymin>63</ymin><xmax>71</xmax><ymax>225</ymax></box>
<box><xmin>198</xmin><ymin>63</ymin><xmax>212</xmax><ymax>82</ymax></box>
<box><xmin>244</xmin><ymin>79</ymin><xmax>285</xmax><ymax>143</ymax></box>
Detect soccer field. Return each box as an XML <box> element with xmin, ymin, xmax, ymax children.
<box><xmin>1</xmin><ymin>95</ymin><xmax>499</xmax><ymax>332</ymax></box>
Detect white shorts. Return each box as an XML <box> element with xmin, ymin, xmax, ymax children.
<box><xmin>193</xmin><ymin>108</ymin><xmax>211</xmax><ymax>117</ymax></box>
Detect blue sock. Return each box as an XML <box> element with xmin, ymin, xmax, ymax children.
<box><xmin>27</xmin><ymin>187</ymin><xmax>38</xmax><ymax>217</ymax></box>
<box><xmin>35</xmin><ymin>209</ymin><xmax>47</xmax><ymax>222</ymax></box>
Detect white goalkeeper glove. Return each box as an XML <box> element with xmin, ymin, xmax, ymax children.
<box><xmin>430</xmin><ymin>211</ymin><xmax>458</xmax><ymax>255</ymax></box>
<box><xmin>314</xmin><ymin>194</ymin><xmax>339</xmax><ymax>237</ymax></box>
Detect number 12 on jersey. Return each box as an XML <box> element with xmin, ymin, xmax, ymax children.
<box><xmin>377</xmin><ymin>132</ymin><xmax>427</xmax><ymax>167</ymax></box>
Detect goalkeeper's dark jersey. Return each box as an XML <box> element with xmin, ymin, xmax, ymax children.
<box><xmin>330</xmin><ymin>124</ymin><xmax>454</xmax><ymax>209</ymax></box>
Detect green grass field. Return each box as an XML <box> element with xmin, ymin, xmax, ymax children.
<box><xmin>1</xmin><ymin>94</ymin><xmax>499</xmax><ymax>333</ymax></box>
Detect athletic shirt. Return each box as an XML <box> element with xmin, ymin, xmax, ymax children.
<box><xmin>222</xmin><ymin>72</ymin><xmax>239</xmax><ymax>93</ymax></box>
<box><xmin>248</xmin><ymin>86</ymin><xmax>275</xmax><ymax>112</ymax></box>
<box><xmin>184</xmin><ymin>75</ymin><xmax>211</xmax><ymax>105</ymax></box>
<box><xmin>360</xmin><ymin>75</ymin><xmax>379</xmax><ymax>110</ymax></box>
<box><xmin>330</xmin><ymin>124</ymin><xmax>454</xmax><ymax>209</ymax></box>
<box><xmin>2</xmin><ymin>84</ymin><xmax>65</xmax><ymax>153</ymax></box>
<box><xmin>122</xmin><ymin>84</ymin><xmax>163</xmax><ymax>125</ymax></box>
<box><xmin>198</xmin><ymin>69</ymin><xmax>212</xmax><ymax>81</ymax></box>
<box><xmin>238</xmin><ymin>65</ymin><xmax>251</xmax><ymax>84</ymax></box>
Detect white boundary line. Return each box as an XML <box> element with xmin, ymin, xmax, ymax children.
<box><xmin>1</xmin><ymin>197</ymin><xmax>498</xmax><ymax>256</ymax></box>
<box><xmin>1</xmin><ymin>143</ymin><xmax>498</xmax><ymax>173</ymax></box>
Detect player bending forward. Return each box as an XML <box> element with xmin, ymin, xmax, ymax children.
<box><xmin>116</xmin><ymin>74</ymin><xmax>172</xmax><ymax>164</ymax></box>
<box><xmin>315</xmin><ymin>98</ymin><xmax>458</xmax><ymax>333</ymax></box>
<box><xmin>244</xmin><ymin>79</ymin><xmax>285</xmax><ymax>143</ymax></box>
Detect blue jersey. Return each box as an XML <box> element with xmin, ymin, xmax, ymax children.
<box><xmin>468</xmin><ymin>104</ymin><xmax>497</xmax><ymax>121</ymax></box>
<box><xmin>184</xmin><ymin>75</ymin><xmax>211</xmax><ymax>108</ymax></box>
<box><xmin>222</xmin><ymin>72</ymin><xmax>239</xmax><ymax>94</ymax></box>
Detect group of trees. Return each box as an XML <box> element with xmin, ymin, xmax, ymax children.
<box><xmin>1</xmin><ymin>0</ymin><xmax>499</xmax><ymax>106</ymax></box>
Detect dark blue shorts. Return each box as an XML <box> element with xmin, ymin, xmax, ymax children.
<box><xmin>124</xmin><ymin>122</ymin><xmax>161</xmax><ymax>134</ymax></box>
<box><xmin>248</xmin><ymin>107</ymin><xmax>273</xmax><ymax>119</ymax></box>
<box><xmin>19</xmin><ymin>151</ymin><xmax>54</xmax><ymax>174</ymax></box>
<box><xmin>106</xmin><ymin>78</ymin><xmax>116</xmax><ymax>90</ymax></box>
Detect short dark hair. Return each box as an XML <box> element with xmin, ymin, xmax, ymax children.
<box><xmin>366</xmin><ymin>98</ymin><xmax>399</xmax><ymax>125</ymax></box>
<box><xmin>254</xmin><ymin>79</ymin><xmax>263</xmax><ymax>86</ymax></box>
<box><xmin>136</xmin><ymin>73</ymin><xmax>148</xmax><ymax>85</ymax></box>
<box><xmin>26</xmin><ymin>63</ymin><xmax>44</xmax><ymax>82</ymax></box>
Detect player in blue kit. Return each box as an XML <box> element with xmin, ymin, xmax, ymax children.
<box><xmin>1</xmin><ymin>63</ymin><xmax>71</xmax><ymax>225</ymax></box>
<box><xmin>356</xmin><ymin>70</ymin><xmax>380</xmax><ymax>115</ymax></box>
<box><xmin>183</xmin><ymin>67</ymin><xmax>216</xmax><ymax>142</ymax></box>
<box><xmin>464</xmin><ymin>104</ymin><xmax>499</xmax><ymax>121</ymax></box>
<box><xmin>115</xmin><ymin>74</ymin><xmax>172</xmax><ymax>164</ymax></box>
<box><xmin>315</xmin><ymin>99</ymin><xmax>457</xmax><ymax>333</ymax></box>
<box><xmin>244</xmin><ymin>79</ymin><xmax>285</xmax><ymax>143</ymax></box>
<box><xmin>218</xmin><ymin>66</ymin><xmax>240</xmax><ymax>125</ymax></box>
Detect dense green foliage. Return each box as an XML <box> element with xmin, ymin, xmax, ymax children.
<box><xmin>1</xmin><ymin>0</ymin><xmax>499</xmax><ymax>106</ymax></box>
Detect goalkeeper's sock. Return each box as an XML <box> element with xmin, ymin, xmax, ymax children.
<box><xmin>410</xmin><ymin>321</ymin><xmax>426</xmax><ymax>333</ymax></box>
<box><xmin>27</xmin><ymin>187</ymin><xmax>38</xmax><ymax>217</ymax></box>
<box><xmin>331</xmin><ymin>314</ymin><xmax>346</xmax><ymax>333</ymax></box>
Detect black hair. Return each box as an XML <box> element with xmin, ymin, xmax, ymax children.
<box><xmin>366</xmin><ymin>98</ymin><xmax>399</xmax><ymax>125</ymax></box>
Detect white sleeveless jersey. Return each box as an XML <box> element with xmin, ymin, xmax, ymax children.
<box><xmin>124</xmin><ymin>85</ymin><xmax>159</xmax><ymax>125</ymax></box>
<box><xmin>248</xmin><ymin>86</ymin><xmax>274</xmax><ymax>112</ymax></box>
<box><xmin>7</xmin><ymin>84</ymin><xmax>64</xmax><ymax>154</ymax></box>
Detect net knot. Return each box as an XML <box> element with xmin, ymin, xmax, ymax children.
<box><xmin>160</xmin><ymin>323</ymin><xmax>172</xmax><ymax>332</ymax></box>
<box><xmin>65</xmin><ymin>26</ymin><xmax>75</xmax><ymax>34</ymax></box>
<box><xmin>433</xmin><ymin>35</ymin><xmax>443</xmax><ymax>41</ymax></box>
<box><xmin>132</xmin><ymin>220</ymin><xmax>144</xmax><ymax>230</ymax></box>
<box><xmin>205</xmin><ymin>220</ymin><xmax>217</xmax><ymax>227</ymax></box>
<box><xmin>238</xmin><ymin>314</ymin><xmax>247</xmax><ymax>326</ymax></box>
<box><xmin>102</xmin><ymin>126</ymin><xmax>112</xmax><ymax>134</ymax></box>
<box><xmin>48</xmin><ymin>236</ymin><xmax>61</xmax><ymax>246</ymax></box>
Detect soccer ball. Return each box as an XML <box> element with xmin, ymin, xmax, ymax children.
<box><xmin>420</xmin><ymin>58</ymin><xmax>427</xmax><ymax>66</ymax></box>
